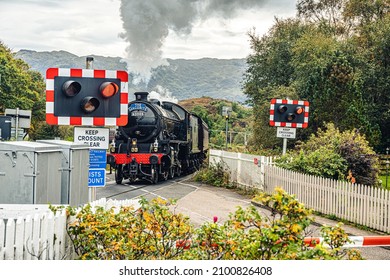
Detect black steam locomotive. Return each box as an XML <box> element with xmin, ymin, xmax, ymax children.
<box><xmin>107</xmin><ymin>92</ymin><xmax>209</xmax><ymax>184</ymax></box>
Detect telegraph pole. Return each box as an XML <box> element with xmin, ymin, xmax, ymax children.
<box><xmin>222</xmin><ymin>106</ymin><xmax>232</xmax><ymax>151</ymax></box>
<box><xmin>225</xmin><ymin>115</ymin><xmax>229</xmax><ymax>150</ymax></box>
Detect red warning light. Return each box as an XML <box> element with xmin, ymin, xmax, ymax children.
<box><xmin>100</xmin><ymin>82</ymin><xmax>119</xmax><ymax>98</ymax></box>
<box><xmin>295</xmin><ymin>106</ymin><xmax>304</xmax><ymax>115</ymax></box>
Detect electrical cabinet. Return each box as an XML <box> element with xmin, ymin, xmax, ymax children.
<box><xmin>0</xmin><ymin>141</ymin><xmax>62</xmax><ymax>204</ymax></box>
<box><xmin>37</xmin><ymin>140</ymin><xmax>90</xmax><ymax>206</ymax></box>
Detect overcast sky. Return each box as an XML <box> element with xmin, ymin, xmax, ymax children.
<box><xmin>0</xmin><ymin>0</ymin><xmax>297</xmax><ymax>81</ymax></box>
<box><xmin>0</xmin><ymin>0</ymin><xmax>297</xmax><ymax>59</ymax></box>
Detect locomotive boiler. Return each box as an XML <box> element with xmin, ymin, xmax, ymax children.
<box><xmin>107</xmin><ymin>92</ymin><xmax>209</xmax><ymax>184</ymax></box>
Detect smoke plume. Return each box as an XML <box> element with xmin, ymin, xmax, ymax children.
<box><xmin>150</xmin><ymin>85</ymin><xmax>178</xmax><ymax>103</ymax></box>
<box><xmin>119</xmin><ymin>0</ymin><xmax>269</xmax><ymax>83</ymax></box>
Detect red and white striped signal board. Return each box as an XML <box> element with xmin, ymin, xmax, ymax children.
<box><xmin>46</xmin><ymin>68</ymin><xmax>129</xmax><ymax>126</ymax></box>
<box><xmin>269</xmin><ymin>99</ymin><xmax>310</xmax><ymax>128</ymax></box>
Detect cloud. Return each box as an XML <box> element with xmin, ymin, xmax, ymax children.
<box><xmin>118</xmin><ymin>0</ymin><xmax>297</xmax><ymax>82</ymax></box>
<box><xmin>0</xmin><ymin>0</ymin><xmax>297</xmax><ymax>71</ymax></box>
<box><xmin>119</xmin><ymin>0</ymin><xmax>199</xmax><ymax>81</ymax></box>
<box><xmin>0</xmin><ymin>0</ymin><xmax>126</xmax><ymax>56</ymax></box>
<box><xmin>202</xmin><ymin>0</ymin><xmax>269</xmax><ymax>17</ymax></box>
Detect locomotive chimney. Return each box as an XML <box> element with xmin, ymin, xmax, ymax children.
<box><xmin>135</xmin><ymin>92</ymin><xmax>149</xmax><ymax>101</ymax></box>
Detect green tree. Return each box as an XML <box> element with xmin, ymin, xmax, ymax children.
<box><xmin>244</xmin><ymin>0</ymin><xmax>390</xmax><ymax>152</ymax></box>
<box><xmin>243</xmin><ymin>21</ymin><xmax>307</xmax><ymax>150</ymax></box>
<box><xmin>346</xmin><ymin>3</ymin><xmax>390</xmax><ymax>151</ymax></box>
<box><xmin>296</xmin><ymin>0</ymin><xmax>390</xmax><ymax>150</ymax></box>
<box><xmin>0</xmin><ymin>42</ymin><xmax>45</xmax><ymax>117</ymax></box>
<box><xmin>291</xmin><ymin>30</ymin><xmax>373</xmax><ymax>138</ymax></box>
<box><xmin>0</xmin><ymin>41</ymin><xmax>67</xmax><ymax>140</ymax></box>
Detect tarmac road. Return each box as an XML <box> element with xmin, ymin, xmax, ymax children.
<box><xmin>97</xmin><ymin>172</ymin><xmax>390</xmax><ymax>260</ymax></box>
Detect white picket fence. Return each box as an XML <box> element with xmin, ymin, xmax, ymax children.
<box><xmin>0</xmin><ymin>198</ymin><xmax>140</xmax><ymax>260</ymax></box>
<box><xmin>0</xmin><ymin>205</ymin><xmax>68</xmax><ymax>260</ymax></box>
<box><xmin>209</xmin><ymin>149</ymin><xmax>390</xmax><ymax>233</ymax></box>
<box><xmin>209</xmin><ymin>149</ymin><xmax>275</xmax><ymax>189</ymax></box>
<box><xmin>265</xmin><ymin>165</ymin><xmax>390</xmax><ymax>233</ymax></box>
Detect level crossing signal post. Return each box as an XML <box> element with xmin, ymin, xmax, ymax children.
<box><xmin>45</xmin><ymin>66</ymin><xmax>129</xmax><ymax>201</ymax></box>
<box><xmin>269</xmin><ymin>99</ymin><xmax>310</xmax><ymax>155</ymax></box>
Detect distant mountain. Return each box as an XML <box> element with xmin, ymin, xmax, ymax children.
<box><xmin>16</xmin><ymin>50</ymin><xmax>248</xmax><ymax>102</ymax></box>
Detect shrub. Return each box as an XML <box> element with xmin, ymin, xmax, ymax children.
<box><xmin>56</xmin><ymin>188</ymin><xmax>362</xmax><ymax>260</ymax></box>
<box><xmin>184</xmin><ymin>188</ymin><xmax>361</xmax><ymax>260</ymax></box>
<box><xmin>276</xmin><ymin>123</ymin><xmax>380</xmax><ymax>185</ymax></box>
<box><xmin>193</xmin><ymin>161</ymin><xmax>234</xmax><ymax>188</ymax></box>
<box><xmin>65</xmin><ymin>197</ymin><xmax>193</xmax><ymax>260</ymax></box>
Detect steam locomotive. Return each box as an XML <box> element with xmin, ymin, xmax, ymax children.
<box><xmin>106</xmin><ymin>92</ymin><xmax>209</xmax><ymax>184</ymax></box>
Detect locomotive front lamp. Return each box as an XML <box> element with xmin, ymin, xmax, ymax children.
<box><xmin>153</xmin><ymin>139</ymin><xmax>159</xmax><ymax>152</ymax></box>
<box><xmin>131</xmin><ymin>138</ymin><xmax>138</xmax><ymax>152</ymax></box>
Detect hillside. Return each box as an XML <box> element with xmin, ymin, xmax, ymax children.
<box><xmin>178</xmin><ymin>96</ymin><xmax>218</xmax><ymax>113</ymax></box>
<box><xmin>16</xmin><ymin>50</ymin><xmax>247</xmax><ymax>102</ymax></box>
<box><xmin>179</xmin><ymin>97</ymin><xmax>253</xmax><ymax>150</ymax></box>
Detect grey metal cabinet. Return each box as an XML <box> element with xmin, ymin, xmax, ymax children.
<box><xmin>0</xmin><ymin>141</ymin><xmax>62</xmax><ymax>204</ymax></box>
<box><xmin>37</xmin><ymin>140</ymin><xmax>90</xmax><ymax>206</ymax></box>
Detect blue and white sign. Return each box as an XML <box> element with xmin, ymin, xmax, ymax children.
<box><xmin>88</xmin><ymin>169</ymin><xmax>106</xmax><ymax>187</ymax></box>
<box><xmin>90</xmin><ymin>149</ymin><xmax>107</xmax><ymax>169</ymax></box>
<box><xmin>88</xmin><ymin>149</ymin><xmax>107</xmax><ymax>187</ymax></box>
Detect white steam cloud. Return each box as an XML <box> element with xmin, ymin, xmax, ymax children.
<box><xmin>150</xmin><ymin>85</ymin><xmax>178</xmax><ymax>103</ymax></box>
<box><xmin>119</xmin><ymin>0</ymin><xmax>269</xmax><ymax>84</ymax></box>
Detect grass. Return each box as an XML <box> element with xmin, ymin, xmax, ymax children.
<box><xmin>379</xmin><ymin>174</ymin><xmax>390</xmax><ymax>190</ymax></box>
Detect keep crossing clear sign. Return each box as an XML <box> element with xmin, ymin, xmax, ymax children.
<box><xmin>74</xmin><ymin>127</ymin><xmax>109</xmax><ymax>149</ymax></box>
<box><xmin>276</xmin><ymin>127</ymin><xmax>296</xmax><ymax>139</ymax></box>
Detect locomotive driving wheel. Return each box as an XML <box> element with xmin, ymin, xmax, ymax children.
<box><xmin>151</xmin><ymin>165</ymin><xmax>159</xmax><ymax>184</ymax></box>
<box><xmin>115</xmin><ymin>164</ymin><xmax>123</xmax><ymax>184</ymax></box>
<box><xmin>168</xmin><ymin>167</ymin><xmax>175</xmax><ymax>179</ymax></box>
<box><xmin>175</xmin><ymin>166</ymin><xmax>181</xmax><ymax>177</ymax></box>
<box><xmin>160</xmin><ymin>171</ymin><xmax>169</xmax><ymax>181</ymax></box>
